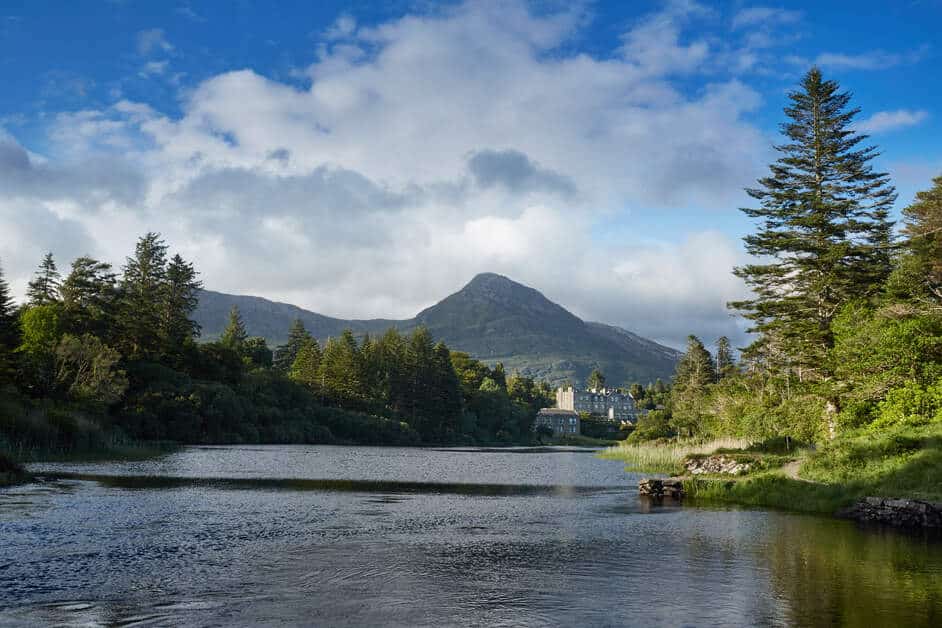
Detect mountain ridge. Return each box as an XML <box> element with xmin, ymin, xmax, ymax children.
<box><xmin>194</xmin><ymin>272</ymin><xmax>681</xmax><ymax>385</ymax></box>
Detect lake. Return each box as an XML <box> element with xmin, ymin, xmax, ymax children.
<box><xmin>2</xmin><ymin>445</ymin><xmax>941</xmax><ymax>626</ymax></box>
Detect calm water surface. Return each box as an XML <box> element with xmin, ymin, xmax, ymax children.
<box><xmin>2</xmin><ymin>445</ymin><xmax>941</xmax><ymax>626</ymax></box>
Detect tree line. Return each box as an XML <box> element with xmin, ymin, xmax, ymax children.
<box><xmin>637</xmin><ymin>68</ymin><xmax>942</xmax><ymax>445</ymax></box>
<box><xmin>0</xmin><ymin>236</ymin><xmax>554</xmax><ymax>456</ymax></box>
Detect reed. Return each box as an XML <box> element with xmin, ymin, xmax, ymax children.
<box><xmin>598</xmin><ymin>437</ymin><xmax>751</xmax><ymax>474</ymax></box>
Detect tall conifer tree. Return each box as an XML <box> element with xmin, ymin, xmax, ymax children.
<box><xmin>26</xmin><ymin>252</ymin><xmax>61</xmax><ymax>306</ymax></box>
<box><xmin>715</xmin><ymin>336</ymin><xmax>735</xmax><ymax>379</ymax></box>
<box><xmin>220</xmin><ymin>305</ymin><xmax>248</xmax><ymax>351</ymax></box>
<box><xmin>730</xmin><ymin>68</ymin><xmax>896</xmax><ymax>376</ymax></box>
<box><xmin>0</xmin><ymin>260</ymin><xmax>19</xmax><ymax>381</ymax></box>
<box><xmin>273</xmin><ymin>319</ymin><xmax>313</xmax><ymax>372</ymax></box>
<box><xmin>119</xmin><ymin>232</ymin><xmax>169</xmax><ymax>360</ymax></box>
<box><xmin>162</xmin><ymin>254</ymin><xmax>202</xmax><ymax>359</ymax></box>
<box><xmin>900</xmin><ymin>173</ymin><xmax>942</xmax><ymax>302</ymax></box>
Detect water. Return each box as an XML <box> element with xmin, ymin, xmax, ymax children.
<box><xmin>2</xmin><ymin>446</ymin><xmax>941</xmax><ymax>627</ymax></box>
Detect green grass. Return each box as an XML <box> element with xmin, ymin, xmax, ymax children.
<box><xmin>598</xmin><ymin>437</ymin><xmax>751</xmax><ymax>474</ymax></box>
<box><xmin>643</xmin><ymin>425</ymin><xmax>942</xmax><ymax>515</ymax></box>
<box><xmin>683</xmin><ymin>473</ymin><xmax>854</xmax><ymax>514</ymax></box>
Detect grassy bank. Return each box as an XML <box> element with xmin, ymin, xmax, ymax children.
<box><xmin>599</xmin><ymin>437</ymin><xmax>750</xmax><ymax>473</ymax></box>
<box><xmin>601</xmin><ymin>426</ymin><xmax>942</xmax><ymax>515</ymax></box>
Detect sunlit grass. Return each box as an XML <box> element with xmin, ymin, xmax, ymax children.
<box><xmin>598</xmin><ymin>437</ymin><xmax>751</xmax><ymax>474</ymax></box>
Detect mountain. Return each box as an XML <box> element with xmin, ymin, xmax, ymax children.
<box><xmin>193</xmin><ymin>272</ymin><xmax>681</xmax><ymax>385</ymax></box>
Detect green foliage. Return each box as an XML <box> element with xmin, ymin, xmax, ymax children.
<box><xmin>118</xmin><ymin>233</ymin><xmax>169</xmax><ymax>360</ymax></box>
<box><xmin>55</xmin><ymin>334</ymin><xmax>128</xmax><ymax>406</ymax></box>
<box><xmin>220</xmin><ymin>305</ymin><xmax>248</xmax><ymax>352</ymax></box>
<box><xmin>243</xmin><ymin>337</ymin><xmax>273</xmax><ymax>369</ymax></box>
<box><xmin>731</xmin><ymin>68</ymin><xmax>895</xmax><ymax>375</ymax></box>
<box><xmin>289</xmin><ymin>337</ymin><xmax>322</xmax><ymax>389</ymax></box>
<box><xmin>871</xmin><ymin>380</ymin><xmax>942</xmax><ymax>430</ymax></box>
<box><xmin>273</xmin><ymin>318</ymin><xmax>311</xmax><ymax>373</ymax></box>
<box><xmin>26</xmin><ymin>252</ymin><xmax>61</xmax><ymax>306</ymax></box>
<box><xmin>900</xmin><ymin>173</ymin><xmax>942</xmax><ymax>302</ymax></box>
<box><xmin>59</xmin><ymin>256</ymin><xmax>118</xmax><ymax>339</ymax></box>
<box><xmin>17</xmin><ymin>304</ymin><xmax>63</xmax><ymax>396</ymax></box>
<box><xmin>670</xmin><ymin>335</ymin><xmax>715</xmax><ymax>436</ymax></box>
<box><xmin>587</xmin><ymin>368</ymin><xmax>606</xmax><ymax>390</ymax></box>
<box><xmin>627</xmin><ymin>409</ymin><xmax>675</xmax><ymax>443</ymax></box>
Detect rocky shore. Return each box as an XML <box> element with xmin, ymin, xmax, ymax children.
<box><xmin>838</xmin><ymin>497</ymin><xmax>942</xmax><ymax>529</ymax></box>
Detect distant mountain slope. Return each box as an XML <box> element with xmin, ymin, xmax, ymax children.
<box><xmin>193</xmin><ymin>273</ymin><xmax>681</xmax><ymax>385</ymax></box>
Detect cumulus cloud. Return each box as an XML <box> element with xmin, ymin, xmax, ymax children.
<box><xmin>0</xmin><ymin>1</ymin><xmax>769</xmax><ymax>348</ymax></box>
<box><xmin>855</xmin><ymin>109</ymin><xmax>928</xmax><ymax>134</ymax></box>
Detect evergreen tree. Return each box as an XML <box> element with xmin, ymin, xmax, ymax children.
<box><xmin>671</xmin><ymin>335</ymin><xmax>716</xmax><ymax>436</ymax></box>
<box><xmin>900</xmin><ymin>173</ymin><xmax>942</xmax><ymax>302</ymax></box>
<box><xmin>273</xmin><ymin>319</ymin><xmax>312</xmax><ymax>372</ymax></box>
<box><xmin>319</xmin><ymin>329</ymin><xmax>364</xmax><ymax>406</ymax></box>
<box><xmin>60</xmin><ymin>257</ymin><xmax>118</xmax><ymax>340</ymax></box>
<box><xmin>162</xmin><ymin>254</ymin><xmax>202</xmax><ymax>358</ymax></box>
<box><xmin>243</xmin><ymin>337</ymin><xmax>273</xmax><ymax>368</ymax></box>
<box><xmin>587</xmin><ymin>368</ymin><xmax>606</xmax><ymax>390</ymax></box>
<box><xmin>715</xmin><ymin>336</ymin><xmax>735</xmax><ymax>379</ymax></box>
<box><xmin>220</xmin><ymin>305</ymin><xmax>248</xmax><ymax>351</ymax></box>
<box><xmin>629</xmin><ymin>382</ymin><xmax>645</xmax><ymax>400</ymax></box>
<box><xmin>119</xmin><ymin>232</ymin><xmax>169</xmax><ymax>360</ymax></box>
<box><xmin>730</xmin><ymin>68</ymin><xmax>896</xmax><ymax>376</ymax></box>
<box><xmin>289</xmin><ymin>336</ymin><xmax>322</xmax><ymax>389</ymax></box>
<box><xmin>26</xmin><ymin>252</ymin><xmax>61</xmax><ymax>306</ymax></box>
<box><xmin>0</xmin><ymin>260</ymin><xmax>20</xmax><ymax>381</ymax></box>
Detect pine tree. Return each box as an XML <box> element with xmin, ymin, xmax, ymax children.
<box><xmin>900</xmin><ymin>173</ymin><xmax>942</xmax><ymax>302</ymax></box>
<box><xmin>730</xmin><ymin>68</ymin><xmax>896</xmax><ymax>377</ymax></box>
<box><xmin>273</xmin><ymin>319</ymin><xmax>312</xmax><ymax>372</ymax></box>
<box><xmin>0</xmin><ymin>260</ymin><xmax>20</xmax><ymax>381</ymax></box>
<box><xmin>162</xmin><ymin>254</ymin><xmax>202</xmax><ymax>358</ymax></box>
<box><xmin>60</xmin><ymin>257</ymin><xmax>119</xmax><ymax>340</ymax></box>
<box><xmin>26</xmin><ymin>252</ymin><xmax>61</xmax><ymax>306</ymax></box>
<box><xmin>289</xmin><ymin>336</ymin><xmax>322</xmax><ymax>389</ymax></box>
<box><xmin>220</xmin><ymin>305</ymin><xmax>248</xmax><ymax>352</ymax></box>
<box><xmin>671</xmin><ymin>335</ymin><xmax>716</xmax><ymax>436</ymax></box>
<box><xmin>715</xmin><ymin>336</ymin><xmax>735</xmax><ymax>379</ymax></box>
<box><xmin>119</xmin><ymin>232</ymin><xmax>169</xmax><ymax>360</ymax></box>
<box><xmin>587</xmin><ymin>368</ymin><xmax>606</xmax><ymax>391</ymax></box>
<box><xmin>318</xmin><ymin>329</ymin><xmax>364</xmax><ymax>405</ymax></box>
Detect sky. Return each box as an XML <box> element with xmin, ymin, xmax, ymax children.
<box><xmin>1</xmin><ymin>0</ymin><xmax>940</xmax><ymax>350</ymax></box>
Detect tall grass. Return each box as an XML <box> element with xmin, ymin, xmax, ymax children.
<box><xmin>598</xmin><ymin>437</ymin><xmax>751</xmax><ymax>474</ymax></box>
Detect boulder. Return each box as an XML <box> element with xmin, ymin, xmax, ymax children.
<box><xmin>837</xmin><ymin>497</ymin><xmax>942</xmax><ymax>528</ymax></box>
<box><xmin>684</xmin><ymin>455</ymin><xmax>752</xmax><ymax>476</ymax></box>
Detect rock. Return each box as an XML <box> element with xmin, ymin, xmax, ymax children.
<box><xmin>638</xmin><ymin>477</ymin><xmax>684</xmax><ymax>500</ymax></box>
<box><xmin>837</xmin><ymin>497</ymin><xmax>942</xmax><ymax>528</ymax></box>
<box><xmin>683</xmin><ymin>455</ymin><xmax>752</xmax><ymax>476</ymax></box>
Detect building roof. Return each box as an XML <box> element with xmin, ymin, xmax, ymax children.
<box><xmin>537</xmin><ymin>408</ymin><xmax>579</xmax><ymax>416</ymax></box>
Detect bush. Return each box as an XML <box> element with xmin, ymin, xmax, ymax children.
<box><xmin>870</xmin><ymin>380</ymin><xmax>942</xmax><ymax>430</ymax></box>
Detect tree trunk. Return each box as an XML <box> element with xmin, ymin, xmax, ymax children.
<box><xmin>825</xmin><ymin>399</ymin><xmax>839</xmax><ymax>441</ymax></box>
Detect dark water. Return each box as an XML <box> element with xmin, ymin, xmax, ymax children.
<box><xmin>2</xmin><ymin>446</ymin><xmax>941</xmax><ymax>627</ymax></box>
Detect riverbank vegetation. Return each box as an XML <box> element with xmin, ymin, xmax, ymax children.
<box><xmin>606</xmin><ymin>68</ymin><xmax>942</xmax><ymax>513</ymax></box>
<box><xmin>0</xmin><ymin>235</ymin><xmax>556</xmax><ymax>462</ymax></box>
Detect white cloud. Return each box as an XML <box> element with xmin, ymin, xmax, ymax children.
<box><xmin>136</xmin><ymin>28</ymin><xmax>173</xmax><ymax>56</ymax></box>
<box><xmin>812</xmin><ymin>46</ymin><xmax>927</xmax><ymax>70</ymax></box>
<box><xmin>731</xmin><ymin>7</ymin><xmax>802</xmax><ymax>30</ymax></box>
<box><xmin>855</xmin><ymin>109</ymin><xmax>929</xmax><ymax>134</ymax></box>
<box><xmin>0</xmin><ymin>1</ymin><xmax>768</xmax><ymax>348</ymax></box>
<box><xmin>139</xmin><ymin>60</ymin><xmax>169</xmax><ymax>77</ymax></box>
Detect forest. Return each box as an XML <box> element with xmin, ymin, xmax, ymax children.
<box><xmin>0</xmin><ymin>234</ymin><xmax>555</xmax><ymax>459</ymax></box>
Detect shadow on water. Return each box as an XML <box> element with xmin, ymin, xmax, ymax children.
<box><xmin>36</xmin><ymin>472</ymin><xmax>618</xmax><ymax>497</ymax></box>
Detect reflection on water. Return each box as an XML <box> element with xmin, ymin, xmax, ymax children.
<box><xmin>1</xmin><ymin>445</ymin><xmax>941</xmax><ymax>627</ymax></box>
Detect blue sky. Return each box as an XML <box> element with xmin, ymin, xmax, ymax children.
<box><xmin>1</xmin><ymin>0</ymin><xmax>940</xmax><ymax>348</ymax></box>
